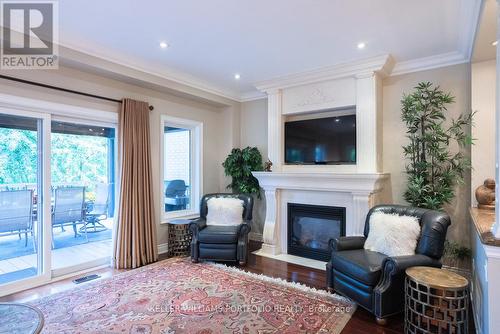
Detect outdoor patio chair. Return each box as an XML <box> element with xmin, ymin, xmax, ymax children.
<box><xmin>52</xmin><ymin>186</ymin><xmax>87</xmax><ymax>246</ymax></box>
<box><xmin>164</xmin><ymin>179</ymin><xmax>189</xmax><ymax>211</ymax></box>
<box><xmin>0</xmin><ymin>189</ymin><xmax>35</xmax><ymax>251</ymax></box>
<box><xmin>83</xmin><ymin>183</ymin><xmax>110</xmax><ymax>233</ymax></box>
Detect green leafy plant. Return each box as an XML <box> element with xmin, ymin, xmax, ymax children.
<box><xmin>443</xmin><ymin>240</ymin><xmax>471</xmax><ymax>270</ymax></box>
<box><xmin>401</xmin><ymin>82</ymin><xmax>474</xmax><ymax>210</ymax></box>
<box><xmin>222</xmin><ymin>147</ymin><xmax>263</xmax><ymax>197</ymax></box>
<box><xmin>444</xmin><ymin>240</ymin><xmax>472</xmax><ymax>260</ymax></box>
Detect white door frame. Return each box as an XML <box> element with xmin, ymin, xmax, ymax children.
<box><xmin>0</xmin><ymin>93</ymin><xmax>118</xmax><ymax>296</ymax></box>
<box><xmin>0</xmin><ymin>107</ymin><xmax>52</xmax><ymax>296</ymax></box>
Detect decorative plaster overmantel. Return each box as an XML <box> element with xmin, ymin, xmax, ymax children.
<box><xmin>256</xmin><ymin>55</ymin><xmax>391</xmax><ymax>174</ymax></box>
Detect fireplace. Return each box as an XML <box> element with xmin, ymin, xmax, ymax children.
<box><xmin>287</xmin><ymin>203</ymin><xmax>346</xmax><ymax>261</ymax></box>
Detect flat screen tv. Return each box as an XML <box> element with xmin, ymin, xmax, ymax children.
<box><xmin>285</xmin><ymin>114</ymin><xmax>356</xmax><ymax>165</ymax></box>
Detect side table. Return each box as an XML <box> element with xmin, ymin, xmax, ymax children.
<box><xmin>167</xmin><ymin>219</ymin><xmax>193</xmax><ymax>257</ymax></box>
<box><xmin>405</xmin><ymin>266</ymin><xmax>469</xmax><ymax>334</ymax></box>
<box><xmin>0</xmin><ymin>303</ymin><xmax>44</xmax><ymax>334</ymax></box>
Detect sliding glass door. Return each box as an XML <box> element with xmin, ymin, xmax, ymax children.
<box><xmin>0</xmin><ymin>109</ymin><xmax>117</xmax><ymax>294</ymax></box>
<box><xmin>0</xmin><ymin>111</ymin><xmax>51</xmax><ymax>291</ymax></box>
<box><xmin>50</xmin><ymin>119</ymin><xmax>116</xmax><ymax>276</ymax></box>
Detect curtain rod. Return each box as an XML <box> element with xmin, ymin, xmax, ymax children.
<box><xmin>0</xmin><ymin>74</ymin><xmax>154</xmax><ymax>111</ymax></box>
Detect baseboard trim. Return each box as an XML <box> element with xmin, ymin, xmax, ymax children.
<box><xmin>158</xmin><ymin>243</ymin><xmax>168</xmax><ymax>255</ymax></box>
<box><xmin>249</xmin><ymin>232</ymin><xmax>263</xmax><ymax>242</ymax></box>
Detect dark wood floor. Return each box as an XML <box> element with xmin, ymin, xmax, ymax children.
<box><xmin>240</xmin><ymin>241</ymin><xmax>405</xmax><ymax>334</ymax></box>
<box><xmin>1</xmin><ymin>241</ymin><xmax>404</xmax><ymax>333</ymax></box>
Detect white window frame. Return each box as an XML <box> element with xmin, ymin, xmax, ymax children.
<box><xmin>160</xmin><ymin>115</ymin><xmax>203</xmax><ymax>221</ymax></box>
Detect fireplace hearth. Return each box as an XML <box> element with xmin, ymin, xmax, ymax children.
<box><xmin>287</xmin><ymin>203</ymin><xmax>346</xmax><ymax>261</ymax></box>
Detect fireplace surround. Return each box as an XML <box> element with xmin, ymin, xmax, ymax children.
<box><xmin>287</xmin><ymin>203</ymin><xmax>346</xmax><ymax>261</ymax></box>
<box><xmin>251</xmin><ymin>55</ymin><xmax>393</xmax><ymax>268</ymax></box>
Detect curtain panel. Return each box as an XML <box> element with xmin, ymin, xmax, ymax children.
<box><xmin>113</xmin><ymin>98</ymin><xmax>157</xmax><ymax>269</ymax></box>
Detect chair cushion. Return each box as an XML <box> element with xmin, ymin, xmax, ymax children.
<box><xmin>364</xmin><ymin>211</ymin><xmax>421</xmax><ymax>257</ymax></box>
<box><xmin>206</xmin><ymin>197</ymin><xmax>244</xmax><ymax>226</ymax></box>
<box><xmin>198</xmin><ymin>225</ymin><xmax>239</xmax><ymax>244</ymax></box>
<box><xmin>332</xmin><ymin>249</ymin><xmax>387</xmax><ymax>286</ymax></box>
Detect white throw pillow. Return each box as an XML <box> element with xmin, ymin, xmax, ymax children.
<box><xmin>364</xmin><ymin>211</ymin><xmax>421</xmax><ymax>257</ymax></box>
<box><xmin>206</xmin><ymin>197</ymin><xmax>244</xmax><ymax>226</ymax></box>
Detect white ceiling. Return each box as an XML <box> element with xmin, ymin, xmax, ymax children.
<box><xmin>58</xmin><ymin>0</ymin><xmax>481</xmax><ymax>101</ymax></box>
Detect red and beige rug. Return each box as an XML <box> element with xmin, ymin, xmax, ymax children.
<box><xmin>31</xmin><ymin>258</ymin><xmax>355</xmax><ymax>333</ymax></box>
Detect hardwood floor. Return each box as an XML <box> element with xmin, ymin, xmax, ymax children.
<box><xmin>240</xmin><ymin>241</ymin><xmax>405</xmax><ymax>334</ymax></box>
<box><xmin>1</xmin><ymin>241</ymin><xmax>404</xmax><ymax>333</ymax></box>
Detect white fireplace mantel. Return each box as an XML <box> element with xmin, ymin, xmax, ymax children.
<box><xmin>251</xmin><ymin>55</ymin><xmax>393</xmax><ymax>267</ymax></box>
<box><xmin>253</xmin><ymin>172</ymin><xmax>389</xmax><ymax>193</ymax></box>
<box><xmin>252</xmin><ymin>172</ymin><xmax>390</xmax><ymax>259</ymax></box>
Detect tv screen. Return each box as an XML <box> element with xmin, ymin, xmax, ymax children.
<box><xmin>285</xmin><ymin>114</ymin><xmax>356</xmax><ymax>165</ymax></box>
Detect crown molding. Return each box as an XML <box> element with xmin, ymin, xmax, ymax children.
<box><xmin>58</xmin><ymin>43</ymin><xmax>243</xmax><ymax>105</ymax></box>
<box><xmin>391</xmin><ymin>51</ymin><xmax>469</xmax><ymax>76</ymax></box>
<box><xmin>239</xmin><ymin>91</ymin><xmax>267</xmax><ymax>102</ymax></box>
<box><xmin>254</xmin><ymin>54</ymin><xmax>395</xmax><ymax>93</ymax></box>
<box><xmin>460</xmin><ymin>0</ymin><xmax>484</xmax><ymax>61</ymax></box>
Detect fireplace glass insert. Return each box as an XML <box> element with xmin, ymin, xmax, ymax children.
<box><xmin>287</xmin><ymin>203</ymin><xmax>346</xmax><ymax>261</ymax></box>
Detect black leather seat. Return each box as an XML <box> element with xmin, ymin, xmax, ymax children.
<box><xmin>331</xmin><ymin>249</ymin><xmax>387</xmax><ymax>286</ymax></box>
<box><xmin>326</xmin><ymin>205</ymin><xmax>451</xmax><ymax>324</ymax></box>
<box><xmin>198</xmin><ymin>225</ymin><xmax>240</xmax><ymax>244</ymax></box>
<box><xmin>189</xmin><ymin>193</ymin><xmax>252</xmax><ymax>265</ymax></box>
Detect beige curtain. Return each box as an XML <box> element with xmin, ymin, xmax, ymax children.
<box><xmin>113</xmin><ymin>98</ymin><xmax>158</xmax><ymax>269</ymax></box>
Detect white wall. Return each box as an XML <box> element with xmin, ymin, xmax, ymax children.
<box><xmin>240</xmin><ymin>98</ymin><xmax>268</xmax><ymax>237</ymax></box>
<box><xmin>240</xmin><ymin>98</ymin><xmax>268</xmax><ymax>159</ymax></box>
<box><xmin>471</xmin><ymin>60</ymin><xmax>496</xmax><ymax>205</ymax></box>
<box><xmin>0</xmin><ymin>66</ymin><xmax>240</xmax><ymax>245</ymax></box>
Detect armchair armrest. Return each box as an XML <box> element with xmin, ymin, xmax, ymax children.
<box><xmin>373</xmin><ymin>254</ymin><xmax>442</xmax><ymax>318</ymax></box>
<box><xmin>329</xmin><ymin>236</ymin><xmax>366</xmax><ymax>252</ymax></box>
<box><xmin>376</xmin><ymin>254</ymin><xmax>441</xmax><ymax>292</ymax></box>
<box><xmin>239</xmin><ymin>220</ymin><xmax>252</xmax><ymax>236</ymax></box>
<box><xmin>384</xmin><ymin>254</ymin><xmax>440</xmax><ymax>274</ymax></box>
<box><xmin>189</xmin><ymin>218</ymin><xmax>206</xmax><ymax>236</ymax></box>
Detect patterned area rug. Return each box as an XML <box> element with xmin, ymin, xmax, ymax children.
<box><xmin>31</xmin><ymin>258</ymin><xmax>355</xmax><ymax>333</ymax></box>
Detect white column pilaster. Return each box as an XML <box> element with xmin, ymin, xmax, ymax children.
<box><xmin>267</xmin><ymin>90</ymin><xmax>283</xmax><ymax>172</ymax></box>
<box><xmin>261</xmin><ymin>186</ymin><xmax>281</xmax><ymax>255</ymax></box>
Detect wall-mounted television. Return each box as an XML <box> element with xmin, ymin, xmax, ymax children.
<box><xmin>285</xmin><ymin>113</ymin><xmax>356</xmax><ymax>165</ymax></box>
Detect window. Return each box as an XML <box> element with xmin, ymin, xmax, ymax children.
<box><xmin>161</xmin><ymin>116</ymin><xmax>202</xmax><ymax>219</ymax></box>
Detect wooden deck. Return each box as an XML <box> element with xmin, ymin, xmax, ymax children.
<box><xmin>0</xmin><ymin>239</ymin><xmax>112</xmax><ymax>275</ymax></box>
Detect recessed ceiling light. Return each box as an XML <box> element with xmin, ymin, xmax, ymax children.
<box><xmin>492</xmin><ymin>40</ymin><xmax>498</xmax><ymax>46</ymax></box>
<box><xmin>234</xmin><ymin>73</ymin><xmax>241</xmax><ymax>80</ymax></box>
<box><xmin>357</xmin><ymin>42</ymin><xmax>366</xmax><ymax>49</ymax></box>
<box><xmin>159</xmin><ymin>41</ymin><xmax>169</xmax><ymax>49</ymax></box>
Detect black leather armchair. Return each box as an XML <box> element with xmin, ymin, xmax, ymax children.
<box><xmin>189</xmin><ymin>193</ymin><xmax>253</xmax><ymax>265</ymax></box>
<box><xmin>326</xmin><ymin>205</ymin><xmax>451</xmax><ymax>324</ymax></box>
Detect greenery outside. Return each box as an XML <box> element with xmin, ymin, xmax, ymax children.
<box><xmin>0</xmin><ymin>128</ymin><xmax>110</xmax><ymax>193</ymax></box>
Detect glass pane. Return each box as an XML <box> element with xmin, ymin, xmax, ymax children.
<box><xmin>50</xmin><ymin>121</ymin><xmax>115</xmax><ymax>272</ymax></box>
<box><xmin>0</xmin><ymin>114</ymin><xmax>42</xmax><ymax>285</ymax></box>
<box><xmin>164</xmin><ymin>126</ymin><xmax>191</xmax><ymax>213</ymax></box>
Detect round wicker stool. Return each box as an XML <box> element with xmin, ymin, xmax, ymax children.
<box><xmin>405</xmin><ymin>266</ymin><xmax>469</xmax><ymax>334</ymax></box>
<box><xmin>167</xmin><ymin>219</ymin><xmax>192</xmax><ymax>257</ymax></box>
